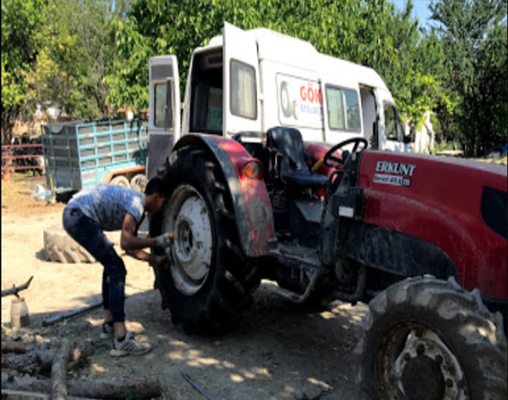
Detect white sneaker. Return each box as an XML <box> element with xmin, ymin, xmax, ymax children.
<box><xmin>110</xmin><ymin>331</ymin><xmax>151</xmax><ymax>357</ymax></box>
<box><xmin>100</xmin><ymin>323</ymin><xmax>114</xmax><ymax>340</ymax></box>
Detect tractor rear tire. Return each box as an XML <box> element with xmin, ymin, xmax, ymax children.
<box><xmin>149</xmin><ymin>146</ymin><xmax>260</xmax><ymax>333</ymax></box>
<box><xmin>43</xmin><ymin>225</ymin><xmax>95</xmax><ymax>263</ymax></box>
<box><xmin>361</xmin><ymin>276</ymin><xmax>507</xmax><ymax>400</ymax></box>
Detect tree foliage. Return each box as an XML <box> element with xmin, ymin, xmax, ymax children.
<box><xmin>2</xmin><ymin>0</ymin><xmax>506</xmax><ymax>156</ymax></box>
<box><xmin>104</xmin><ymin>0</ymin><xmax>450</xmax><ymax>130</ymax></box>
<box><xmin>1</xmin><ymin>0</ymin><xmax>128</xmax><ymax>141</ymax></box>
<box><xmin>1</xmin><ymin>0</ymin><xmax>48</xmax><ymax>141</ymax></box>
<box><xmin>430</xmin><ymin>0</ymin><xmax>508</xmax><ymax>155</ymax></box>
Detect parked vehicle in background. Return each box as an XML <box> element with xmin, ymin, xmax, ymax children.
<box><xmin>41</xmin><ymin>118</ymin><xmax>148</xmax><ymax>198</ymax></box>
<box><xmin>146</xmin><ymin>23</ymin><xmax>414</xmax><ymax>180</ymax></box>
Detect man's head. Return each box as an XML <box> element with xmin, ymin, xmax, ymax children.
<box><xmin>144</xmin><ymin>177</ymin><xmax>168</xmax><ymax>214</ymax></box>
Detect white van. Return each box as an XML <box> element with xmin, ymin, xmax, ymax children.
<box><xmin>147</xmin><ymin>23</ymin><xmax>413</xmax><ymax>178</ymax></box>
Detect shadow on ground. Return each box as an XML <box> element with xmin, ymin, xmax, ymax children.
<box><xmin>2</xmin><ymin>282</ymin><xmax>369</xmax><ymax>400</ymax></box>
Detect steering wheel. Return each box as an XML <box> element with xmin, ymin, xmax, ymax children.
<box><xmin>313</xmin><ymin>138</ymin><xmax>368</xmax><ymax>171</ymax></box>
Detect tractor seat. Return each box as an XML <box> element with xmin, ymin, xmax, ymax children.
<box><xmin>266</xmin><ymin>127</ymin><xmax>329</xmax><ymax>189</ymax></box>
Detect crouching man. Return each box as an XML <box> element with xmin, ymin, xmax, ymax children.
<box><xmin>63</xmin><ymin>177</ymin><xmax>172</xmax><ymax>357</ymax></box>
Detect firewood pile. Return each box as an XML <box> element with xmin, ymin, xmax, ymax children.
<box><xmin>1</xmin><ymin>338</ymin><xmax>162</xmax><ymax>400</ymax></box>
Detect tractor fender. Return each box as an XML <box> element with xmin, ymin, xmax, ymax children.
<box><xmin>172</xmin><ymin>134</ymin><xmax>275</xmax><ymax>257</ymax></box>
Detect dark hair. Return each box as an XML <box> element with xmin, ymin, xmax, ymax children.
<box><xmin>145</xmin><ymin>177</ymin><xmax>168</xmax><ymax>197</ymax></box>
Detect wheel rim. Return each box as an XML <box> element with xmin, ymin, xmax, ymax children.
<box><xmin>163</xmin><ymin>185</ymin><xmax>213</xmax><ymax>296</ymax></box>
<box><xmin>376</xmin><ymin>322</ymin><xmax>468</xmax><ymax>400</ymax></box>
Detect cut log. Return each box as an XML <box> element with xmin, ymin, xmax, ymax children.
<box><xmin>2</xmin><ymin>372</ymin><xmax>52</xmax><ymax>393</ymax></box>
<box><xmin>2</xmin><ymin>373</ymin><xmax>162</xmax><ymax>400</ymax></box>
<box><xmin>66</xmin><ymin>377</ymin><xmax>162</xmax><ymax>399</ymax></box>
<box><xmin>51</xmin><ymin>339</ymin><xmax>71</xmax><ymax>400</ymax></box>
<box><xmin>4</xmin><ymin>340</ymin><xmax>94</xmax><ymax>375</ymax></box>
<box><xmin>0</xmin><ymin>389</ymin><xmax>51</xmax><ymax>400</ymax></box>
<box><xmin>1</xmin><ymin>389</ymin><xmax>101</xmax><ymax>400</ymax></box>
<box><xmin>2</xmin><ymin>341</ymin><xmax>28</xmax><ymax>354</ymax></box>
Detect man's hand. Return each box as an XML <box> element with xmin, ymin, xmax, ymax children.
<box><xmin>149</xmin><ymin>255</ymin><xmax>169</xmax><ymax>270</ymax></box>
<box><xmin>156</xmin><ymin>232</ymin><xmax>175</xmax><ymax>249</ymax></box>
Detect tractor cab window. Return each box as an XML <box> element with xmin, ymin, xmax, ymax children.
<box><xmin>154</xmin><ymin>83</ymin><xmax>167</xmax><ymax>128</ymax></box>
<box><xmin>384</xmin><ymin>103</ymin><xmax>404</xmax><ymax>142</ymax></box>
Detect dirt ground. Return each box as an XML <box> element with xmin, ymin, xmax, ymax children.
<box><xmin>1</xmin><ymin>177</ymin><xmax>369</xmax><ymax>400</ymax></box>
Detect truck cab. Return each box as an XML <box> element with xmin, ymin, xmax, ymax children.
<box><xmin>147</xmin><ymin>22</ymin><xmax>412</xmax><ymax>178</ymax></box>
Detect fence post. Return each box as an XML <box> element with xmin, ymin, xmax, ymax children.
<box><xmin>2</xmin><ymin>146</ymin><xmax>12</xmax><ymax>182</ymax></box>
<box><xmin>3</xmin><ymin>168</ymin><xmax>12</xmax><ymax>182</ymax></box>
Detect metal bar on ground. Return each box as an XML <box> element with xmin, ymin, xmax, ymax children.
<box><xmin>182</xmin><ymin>373</ymin><xmax>229</xmax><ymax>400</ymax></box>
<box><xmin>42</xmin><ymin>300</ymin><xmax>103</xmax><ymax>327</ymax></box>
<box><xmin>2</xmin><ymin>276</ymin><xmax>34</xmax><ymax>298</ymax></box>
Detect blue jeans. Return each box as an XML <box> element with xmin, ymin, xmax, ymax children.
<box><xmin>63</xmin><ymin>207</ymin><xmax>126</xmax><ymax>323</ymax></box>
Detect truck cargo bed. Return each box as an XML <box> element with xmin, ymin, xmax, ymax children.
<box><xmin>41</xmin><ymin>119</ymin><xmax>148</xmax><ymax>193</ymax></box>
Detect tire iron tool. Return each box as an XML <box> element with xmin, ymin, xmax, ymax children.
<box><xmin>182</xmin><ymin>372</ymin><xmax>228</xmax><ymax>400</ymax></box>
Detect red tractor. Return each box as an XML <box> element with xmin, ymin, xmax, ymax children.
<box><xmin>149</xmin><ymin>127</ymin><xmax>507</xmax><ymax>400</ymax></box>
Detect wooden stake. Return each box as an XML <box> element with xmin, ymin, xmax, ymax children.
<box><xmin>51</xmin><ymin>339</ymin><xmax>71</xmax><ymax>400</ymax></box>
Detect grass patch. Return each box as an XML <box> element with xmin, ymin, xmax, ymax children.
<box><xmin>472</xmin><ymin>154</ymin><xmax>507</xmax><ymax>165</ymax></box>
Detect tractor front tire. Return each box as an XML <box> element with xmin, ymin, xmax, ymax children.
<box><xmin>361</xmin><ymin>276</ymin><xmax>507</xmax><ymax>400</ymax></box>
<box><xmin>150</xmin><ymin>146</ymin><xmax>260</xmax><ymax>333</ymax></box>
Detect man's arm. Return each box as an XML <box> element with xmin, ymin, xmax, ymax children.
<box><xmin>120</xmin><ymin>212</ymin><xmax>157</xmax><ymax>251</ymax></box>
<box><xmin>125</xmin><ymin>248</ymin><xmax>155</xmax><ymax>264</ymax></box>
<box><xmin>121</xmin><ymin>213</ymin><xmax>173</xmax><ymax>266</ymax></box>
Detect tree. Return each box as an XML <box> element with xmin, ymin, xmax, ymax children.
<box><xmin>1</xmin><ymin>0</ymin><xmax>48</xmax><ymax>142</ymax></box>
<box><xmin>9</xmin><ymin>0</ymin><xmax>495</xmax><ymax>156</ymax></box>
<box><xmin>104</xmin><ymin>0</ymin><xmax>451</xmax><ymax>132</ymax></box>
<box><xmin>430</xmin><ymin>0</ymin><xmax>508</xmax><ymax>156</ymax></box>
<box><xmin>43</xmin><ymin>0</ymin><xmax>130</xmax><ymax>119</ymax></box>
